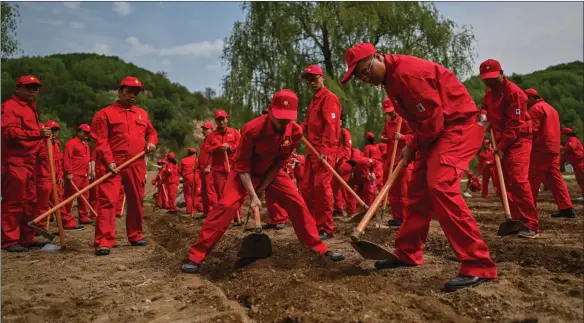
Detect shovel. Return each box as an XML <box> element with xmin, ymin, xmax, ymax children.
<box><xmin>380</xmin><ymin>117</ymin><xmax>402</xmax><ymax>221</ymax></box>
<box><xmin>224</xmin><ymin>150</ymin><xmax>242</xmax><ymax>225</ymax></box>
<box><xmin>237</xmin><ymin>206</ymin><xmax>272</xmax><ymax>259</ymax></box>
<box><xmin>350</xmin><ymin>159</ymin><xmax>406</xmax><ymax>260</ymax></box>
<box><xmin>69</xmin><ymin>180</ymin><xmax>99</xmax><ymax>218</ymax></box>
<box><xmin>38</xmin><ymin>137</ymin><xmax>66</xmax><ymax>249</ymax></box>
<box><xmin>300</xmin><ymin>136</ymin><xmax>369</xmax><ymax>223</ymax></box>
<box><xmin>490</xmin><ymin>129</ymin><xmax>529</xmax><ymax>236</ymax></box>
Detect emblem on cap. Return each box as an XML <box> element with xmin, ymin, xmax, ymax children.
<box><xmin>135</xmin><ymin>80</ymin><xmax>139</xmax><ymax>83</ymax></box>
<box><xmin>485</xmin><ymin>66</ymin><xmax>490</xmax><ymax>70</ymax></box>
<box><xmin>284</xmin><ymin>101</ymin><xmax>288</xmax><ymax>106</ymax></box>
<box><xmin>30</xmin><ymin>77</ymin><xmax>35</xmax><ymax>80</ymax></box>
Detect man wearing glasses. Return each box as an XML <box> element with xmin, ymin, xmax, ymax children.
<box><xmin>1</xmin><ymin>75</ymin><xmax>52</xmax><ymax>252</ymax></box>
<box><xmin>300</xmin><ymin>65</ymin><xmax>341</xmax><ymax>241</ymax></box>
<box><xmin>340</xmin><ymin>43</ymin><xmax>497</xmax><ymax>292</ymax></box>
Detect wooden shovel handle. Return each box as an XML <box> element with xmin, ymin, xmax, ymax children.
<box><xmin>253</xmin><ymin>206</ymin><xmax>262</xmax><ymax>232</ymax></box>
<box><xmin>352</xmin><ymin>159</ymin><xmax>407</xmax><ymax>239</ymax></box>
<box><xmin>32</xmin><ymin>151</ymin><xmax>146</xmax><ymax>224</ymax></box>
<box><xmin>46</xmin><ymin>138</ymin><xmax>66</xmax><ymax>246</ymax></box>
<box><xmin>384</xmin><ymin>117</ymin><xmax>403</xmax><ymax>206</ymax></box>
<box><xmin>224</xmin><ymin>150</ymin><xmax>231</xmax><ymax>172</ymax></box>
<box><xmin>69</xmin><ymin>180</ymin><xmax>99</xmax><ymax>218</ymax></box>
<box><xmin>489</xmin><ymin>128</ymin><xmax>512</xmax><ymax>219</ymax></box>
<box><xmin>301</xmin><ymin>136</ymin><xmax>368</xmax><ymax>208</ymax></box>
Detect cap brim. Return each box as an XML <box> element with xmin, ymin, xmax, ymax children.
<box><xmin>383</xmin><ymin>107</ymin><xmax>394</xmax><ymax>113</ymax></box>
<box><xmin>340</xmin><ymin>64</ymin><xmax>357</xmax><ymax>84</ymax></box>
<box><xmin>480</xmin><ymin>71</ymin><xmax>500</xmax><ymax>80</ymax></box>
<box><xmin>271</xmin><ymin>108</ymin><xmax>297</xmax><ymax>120</ymax></box>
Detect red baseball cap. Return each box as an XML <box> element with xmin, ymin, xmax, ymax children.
<box><xmin>201</xmin><ymin>121</ymin><xmax>214</xmax><ymax>129</ymax></box>
<box><xmin>366</xmin><ymin>131</ymin><xmax>375</xmax><ymax>139</ymax></box>
<box><xmin>120</xmin><ymin>76</ymin><xmax>144</xmax><ymax>89</ymax></box>
<box><xmin>341</xmin><ymin>43</ymin><xmax>377</xmax><ymax>84</ymax></box>
<box><xmin>16</xmin><ymin>75</ymin><xmax>41</xmax><ymax>87</ymax></box>
<box><xmin>302</xmin><ymin>65</ymin><xmax>324</xmax><ymax>76</ymax></box>
<box><xmin>524</xmin><ymin>88</ymin><xmax>538</xmax><ymax>97</ymax></box>
<box><xmin>78</xmin><ymin>124</ymin><xmax>91</xmax><ymax>132</ymax></box>
<box><xmin>270</xmin><ymin>89</ymin><xmax>298</xmax><ymax>120</ymax></box>
<box><xmin>215</xmin><ymin>109</ymin><xmax>228</xmax><ymax>119</ymax></box>
<box><xmin>188</xmin><ymin>147</ymin><xmax>197</xmax><ymax>154</ymax></box>
<box><xmin>468</xmin><ymin>171</ymin><xmax>474</xmax><ymax>176</ymax></box>
<box><xmin>45</xmin><ymin>120</ymin><xmax>60</xmax><ymax>129</ymax></box>
<box><xmin>166</xmin><ymin>152</ymin><xmax>176</xmax><ymax>159</ymax></box>
<box><xmin>479</xmin><ymin>59</ymin><xmax>502</xmax><ymax>80</ymax></box>
<box><xmin>382</xmin><ymin>98</ymin><xmax>394</xmax><ymax>113</ymax></box>
<box><xmin>157</xmin><ymin>159</ymin><xmax>164</xmax><ymax>164</ymax></box>
<box><xmin>561</xmin><ymin>128</ymin><xmax>574</xmax><ymax>135</ymax></box>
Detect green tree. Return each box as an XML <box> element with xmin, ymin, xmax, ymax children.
<box><xmin>1</xmin><ymin>2</ymin><xmax>20</xmax><ymax>58</ymax></box>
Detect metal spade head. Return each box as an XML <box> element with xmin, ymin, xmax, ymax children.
<box><xmin>27</xmin><ymin>221</ymin><xmax>56</xmax><ymax>241</ymax></box>
<box><xmin>340</xmin><ymin>211</ymin><xmax>367</xmax><ymax>223</ymax></box>
<box><xmin>40</xmin><ymin>243</ymin><xmax>62</xmax><ymax>252</ymax></box>
<box><xmin>497</xmin><ymin>219</ymin><xmax>529</xmax><ymax>237</ymax></box>
<box><xmin>350</xmin><ymin>240</ymin><xmax>398</xmax><ymax>261</ymax></box>
<box><xmin>237</xmin><ymin>231</ymin><xmax>272</xmax><ymax>259</ymax></box>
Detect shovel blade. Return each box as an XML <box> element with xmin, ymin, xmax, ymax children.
<box><xmin>497</xmin><ymin>220</ymin><xmax>529</xmax><ymax>237</ymax></box>
<box><xmin>40</xmin><ymin>243</ymin><xmax>62</xmax><ymax>252</ymax></box>
<box><xmin>237</xmin><ymin>233</ymin><xmax>272</xmax><ymax>259</ymax></box>
<box><xmin>341</xmin><ymin>211</ymin><xmax>367</xmax><ymax>223</ymax></box>
<box><xmin>350</xmin><ymin>240</ymin><xmax>398</xmax><ymax>261</ymax></box>
<box><xmin>27</xmin><ymin>222</ymin><xmax>56</xmax><ymax>241</ymax></box>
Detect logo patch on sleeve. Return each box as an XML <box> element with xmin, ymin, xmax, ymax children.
<box><xmin>331</xmin><ymin>113</ymin><xmax>336</xmax><ymax>119</ymax></box>
<box><xmin>515</xmin><ymin>109</ymin><xmax>520</xmax><ymax>115</ymax></box>
<box><xmin>416</xmin><ymin>103</ymin><xmax>425</xmax><ymax>113</ymax></box>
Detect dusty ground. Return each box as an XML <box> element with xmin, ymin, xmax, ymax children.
<box><xmin>2</xmin><ymin>181</ymin><xmax>583</xmax><ymax>323</ymax></box>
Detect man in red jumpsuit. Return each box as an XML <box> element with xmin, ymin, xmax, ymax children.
<box><xmin>152</xmin><ymin>159</ymin><xmax>168</xmax><ymax>209</ymax></box>
<box><xmin>198</xmin><ymin>121</ymin><xmax>218</xmax><ymax>218</ymax></box>
<box><xmin>463</xmin><ymin>171</ymin><xmax>483</xmax><ymax>195</ymax></box>
<box><xmin>179</xmin><ymin>148</ymin><xmax>199</xmax><ymax>215</ymax></box>
<box><xmin>301</xmin><ymin>65</ymin><xmax>342</xmax><ymax>241</ymax></box>
<box><xmin>477</xmin><ymin>140</ymin><xmax>500</xmax><ymax>198</ymax></box>
<box><xmin>1</xmin><ymin>75</ymin><xmax>52</xmax><ymax>252</ymax></box>
<box><xmin>34</xmin><ymin>120</ymin><xmax>84</xmax><ymax>231</ymax></box>
<box><xmin>341</xmin><ymin>43</ymin><xmax>497</xmax><ymax>291</ymax></box>
<box><xmin>333</xmin><ymin>114</ymin><xmax>353</xmax><ymax>217</ymax></box>
<box><xmin>525</xmin><ymin>89</ymin><xmax>576</xmax><ymax>218</ymax></box>
<box><xmin>63</xmin><ymin>123</ymin><xmax>93</xmax><ymax>224</ymax></box>
<box><xmin>561</xmin><ymin>128</ymin><xmax>584</xmax><ymax>203</ymax></box>
<box><xmin>163</xmin><ymin>152</ymin><xmax>180</xmax><ymax>214</ymax></box>
<box><xmin>380</xmin><ymin>98</ymin><xmax>414</xmax><ymax>226</ymax></box>
<box><xmin>91</xmin><ymin>76</ymin><xmax>158</xmax><ymax>256</ymax></box>
<box><xmin>479</xmin><ymin>59</ymin><xmax>540</xmax><ymax>238</ymax></box>
<box><xmin>181</xmin><ymin>89</ymin><xmax>344</xmax><ymax>273</ymax></box>
<box><xmin>363</xmin><ymin>131</ymin><xmax>384</xmax><ymax>189</ymax></box>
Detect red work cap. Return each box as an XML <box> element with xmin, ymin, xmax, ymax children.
<box><xmin>201</xmin><ymin>121</ymin><xmax>214</xmax><ymax>129</ymax></box>
<box><xmin>188</xmin><ymin>147</ymin><xmax>197</xmax><ymax>154</ymax></box>
<box><xmin>341</xmin><ymin>43</ymin><xmax>377</xmax><ymax>84</ymax></box>
<box><xmin>483</xmin><ymin>139</ymin><xmax>490</xmax><ymax>145</ymax></box>
<box><xmin>78</xmin><ymin>124</ymin><xmax>91</xmax><ymax>132</ymax></box>
<box><xmin>479</xmin><ymin>59</ymin><xmax>502</xmax><ymax>80</ymax></box>
<box><xmin>302</xmin><ymin>65</ymin><xmax>323</xmax><ymax>76</ymax></box>
<box><xmin>160</xmin><ymin>159</ymin><xmax>168</xmax><ymax>164</ymax></box>
<box><xmin>524</xmin><ymin>88</ymin><xmax>538</xmax><ymax>97</ymax></box>
<box><xmin>215</xmin><ymin>109</ymin><xmax>228</xmax><ymax>119</ymax></box>
<box><xmin>45</xmin><ymin>120</ymin><xmax>60</xmax><ymax>129</ymax></box>
<box><xmin>16</xmin><ymin>75</ymin><xmax>41</xmax><ymax>87</ymax></box>
<box><xmin>366</xmin><ymin>131</ymin><xmax>375</xmax><ymax>139</ymax></box>
<box><xmin>561</xmin><ymin>128</ymin><xmax>574</xmax><ymax>135</ymax></box>
<box><xmin>166</xmin><ymin>152</ymin><xmax>175</xmax><ymax>159</ymax></box>
<box><xmin>468</xmin><ymin>171</ymin><xmax>474</xmax><ymax>177</ymax></box>
<box><xmin>120</xmin><ymin>76</ymin><xmax>144</xmax><ymax>89</ymax></box>
<box><xmin>382</xmin><ymin>98</ymin><xmax>394</xmax><ymax>113</ymax></box>
<box><xmin>270</xmin><ymin>89</ymin><xmax>298</xmax><ymax>120</ymax></box>
<box><xmin>157</xmin><ymin>159</ymin><xmax>163</xmax><ymax>164</ymax></box>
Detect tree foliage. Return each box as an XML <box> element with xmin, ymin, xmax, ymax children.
<box><xmin>1</xmin><ymin>2</ymin><xmax>21</xmax><ymax>58</ymax></box>
<box><xmin>221</xmin><ymin>1</ymin><xmax>476</xmax><ymax>148</ymax></box>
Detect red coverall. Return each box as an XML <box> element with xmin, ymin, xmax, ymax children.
<box><xmin>1</xmin><ymin>95</ymin><xmax>43</xmax><ymax>248</ymax></box>
<box><xmin>527</xmin><ymin>99</ymin><xmax>573</xmax><ymax>210</ymax></box>
<box><xmin>198</xmin><ymin>136</ymin><xmax>217</xmax><ymax>216</ymax></box>
<box><xmin>352</xmin><ymin>155</ymin><xmax>381</xmax><ymax>206</ymax></box>
<box><xmin>206</xmin><ymin>127</ymin><xmax>241</xmax><ymax>200</ymax></box>
<box><xmin>94</xmin><ymin>149</ymin><xmax>125</xmax><ymax>215</ymax></box>
<box><xmin>152</xmin><ymin>164</ymin><xmax>168</xmax><ymax>208</ymax></box>
<box><xmin>363</xmin><ymin>142</ymin><xmax>384</xmax><ymax>189</ymax></box>
<box><xmin>89</xmin><ymin>150</ymin><xmax>99</xmax><ymax>217</ymax></box>
<box><xmin>383</xmin><ymin>54</ymin><xmax>497</xmax><ymax>278</ymax></box>
<box><xmin>293</xmin><ymin>154</ymin><xmax>305</xmax><ymax>191</ymax></box>
<box><xmin>163</xmin><ymin>161</ymin><xmax>180</xmax><ymax>212</ymax></box>
<box><xmin>301</xmin><ymin>87</ymin><xmax>341</xmax><ymax>235</ymax></box>
<box><xmin>562</xmin><ymin>136</ymin><xmax>584</xmax><ymax>197</ymax></box>
<box><xmin>187</xmin><ymin>115</ymin><xmax>328</xmax><ymax>264</ymax></box>
<box><xmin>179</xmin><ymin>155</ymin><xmax>199</xmax><ymax>214</ymax></box>
<box><xmin>63</xmin><ymin>136</ymin><xmax>91</xmax><ymax>223</ymax></box>
<box><xmin>333</xmin><ymin>128</ymin><xmax>353</xmax><ymax>213</ymax></box>
<box><xmin>478</xmin><ymin>147</ymin><xmax>500</xmax><ymax>198</ymax></box>
<box><xmin>381</xmin><ymin>116</ymin><xmax>414</xmax><ymax>221</ymax></box>
<box><xmin>483</xmin><ymin>80</ymin><xmax>539</xmax><ymax>232</ymax></box>
<box><xmin>467</xmin><ymin>173</ymin><xmax>482</xmax><ymax>192</ymax></box>
<box><xmin>91</xmin><ymin>102</ymin><xmax>158</xmax><ymax>249</ymax></box>
<box><xmin>34</xmin><ymin>139</ymin><xmax>78</xmax><ymax>229</ymax></box>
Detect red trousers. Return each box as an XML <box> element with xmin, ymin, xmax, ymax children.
<box><xmin>34</xmin><ymin>180</ymin><xmax>78</xmax><ymax>229</ymax></box>
<box><xmin>394</xmin><ymin>122</ymin><xmax>498</xmax><ymax>279</ymax></box>
<box><xmin>200</xmin><ymin>170</ymin><xmax>217</xmax><ymax>216</ymax></box>
<box><xmin>481</xmin><ymin>164</ymin><xmax>500</xmax><ymax>198</ymax></box>
<box><xmin>1</xmin><ymin>161</ymin><xmax>38</xmax><ymax>248</ymax></box>
<box><xmin>90</xmin><ymin>180</ymin><xmax>99</xmax><ymax>218</ymax></box>
<box><xmin>94</xmin><ymin>162</ymin><xmax>146</xmax><ymax>249</ymax></box>
<box><xmin>115</xmin><ymin>187</ymin><xmax>125</xmax><ymax>216</ymax></box>
<box><xmin>569</xmin><ymin>159</ymin><xmax>584</xmax><ymax>198</ymax></box>
<box><xmin>529</xmin><ymin>152</ymin><xmax>573</xmax><ymax>210</ymax></box>
<box><xmin>266</xmin><ymin>189</ymin><xmax>289</xmax><ymax>224</ymax></box>
<box><xmin>333</xmin><ymin>163</ymin><xmax>353</xmax><ymax>212</ymax></box>
<box><xmin>183</xmin><ymin>174</ymin><xmax>201</xmax><ymax>214</ymax></box>
<box><xmin>213</xmin><ymin>171</ymin><xmax>241</xmax><ymax>220</ymax></box>
<box><xmin>64</xmin><ymin>175</ymin><xmax>91</xmax><ymax>223</ymax></box>
<box><xmin>187</xmin><ymin>170</ymin><xmax>328</xmax><ymax>264</ymax></box>
<box><xmin>165</xmin><ymin>182</ymin><xmax>179</xmax><ymax>212</ymax></box>
<box><xmin>95</xmin><ymin>171</ymin><xmax>125</xmax><ymax>215</ymax></box>
<box><xmin>155</xmin><ymin>183</ymin><xmax>167</xmax><ymax>208</ymax></box>
<box><xmin>383</xmin><ymin>161</ymin><xmax>413</xmax><ymax>221</ymax></box>
<box><xmin>301</xmin><ymin>156</ymin><xmax>335</xmax><ymax>235</ymax></box>
<box><xmin>194</xmin><ymin>172</ymin><xmax>203</xmax><ymax>211</ymax></box>
<box><xmin>501</xmin><ymin>136</ymin><xmax>539</xmax><ymax>232</ymax></box>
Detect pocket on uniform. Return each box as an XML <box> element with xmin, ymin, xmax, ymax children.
<box><xmin>109</xmin><ymin>119</ymin><xmax>127</xmax><ymax>134</ymax></box>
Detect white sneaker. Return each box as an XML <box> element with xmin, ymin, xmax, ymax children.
<box><xmin>463</xmin><ymin>192</ymin><xmax>472</xmax><ymax>198</ymax></box>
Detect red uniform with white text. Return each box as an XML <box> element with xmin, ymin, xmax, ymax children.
<box><xmin>63</xmin><ymin>135</ymin><xmax>91</xmax><ymax>223</ymax></box>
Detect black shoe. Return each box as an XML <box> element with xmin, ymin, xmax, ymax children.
<box><xmin>130</xmin><ymin>240</ymin><xmax>147</xmax><ymax>246</ymax></box>
<box><xmin>441</xmin><ymin>275</ymin><xmax>490</xmax><ymax>292</ymax></box>
<box><xmin>181</xmin><ymin>260</ymin><xmax>200</xmax><ymax>274</ymax></box>
<box><xmin>518</xmin><ymin>230</ymin><xmax>540</xmax><ymax>239</ymax></box>
<box><xmin>374</xmin><ymin>258</ymin><xmax>413</xmax><ymax>270</ymax></box>
<box><xmin>262</xmin><ymin>223</ymin><xmax>278</xmax><ymax>230</ymax></box>
<box><xmin>3</xmin><ymin>244</ymin><xmax>26</xmax><ymax>252</ymax></box>
<box><xmin>551</xmin><ymin>208</ymin><xmax>576</xmax><ymax>219</ymax></box>
<box><xmin>387</xmin><ymin>219</ymin><xmax>402</xmax><ymax>227</ymax></box>
<box><xmin>275</xmin><ymin>223</ymin><xmax>286</xmax><ymax>230</ymax></box>
<box><xmin>64</xmin><ymin>225</ymin><xmax>85</xmax><ymax>231</ymax></box>
<box><xmin>167</xmin><ymin>211</ymin><xmax>178</xmax><ymax>215</ymax></box>
<box><xmin>79</xmin><ymin>219</ymin><xmax>95</xmax><ymax>225</ymax></box>
<box><xmin>95</xmin><ymin>247</ymin><xmax>110</xmax><ymax>256</ymax></box>
<box><xmin>325</xmin><ymin>251</ymin><xmax>345</xmax><ymax>262</ymax></box>
<box><xmin>319</xmin><ymin>232</ymin><xmax>333</xmax><ymax>241</ymax></box>
<box><xmin>24</xmin><ymin>241</ymin><xmax>49</xmax><ymax>248</ymax></box>
<box><xmin>332</xmin><ymin>210</ymin><xmax>343</xmax><ymax>217</ymax></box>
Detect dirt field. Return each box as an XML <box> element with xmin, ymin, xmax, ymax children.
<box><xmin>2</xmin><ymin>181</ymin><xmax>583</xmax><ymax>323</ymax></box>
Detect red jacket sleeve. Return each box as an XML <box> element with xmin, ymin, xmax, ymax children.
<box><xmin>1</xmin><ymin>102</ymin><xmax>42</xmax><ymax>142</ymax></box>
<box><xmin>63</xmin><ymin>140</ymin><xmax>74</xmax><ymax>175</ymax></box>
<box><xmin>91</xmin><ymin>110</ymin><xmax>115</xmax><ymax>166</ymax></box>
<box><xmin>232</xmin><ymin>127</ymin><xmax>254</xmax><ymax>174</ymax></box>
<box><xmin>230</xmin><ymin>129</ymin><xmax>241</xmax><ymax>153</ymax></box>
<box><xmin>319</xmin><ymin>95</ymin><xmax>341</xmax><ymax>155</ymax></box>
<box><xmin>399</xmin><ymin>74</ymin><xmax>445</xmax><ymax>151</ymax></box>
<box><xmin>528</xmin><ymin>104</ymin><xmax>544</xmax><ymax>138</ymax></box>
<box><xmin>498</xmin><ymin>92</ymin><xmax>528</xmax><ymax>152</ymax></box>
